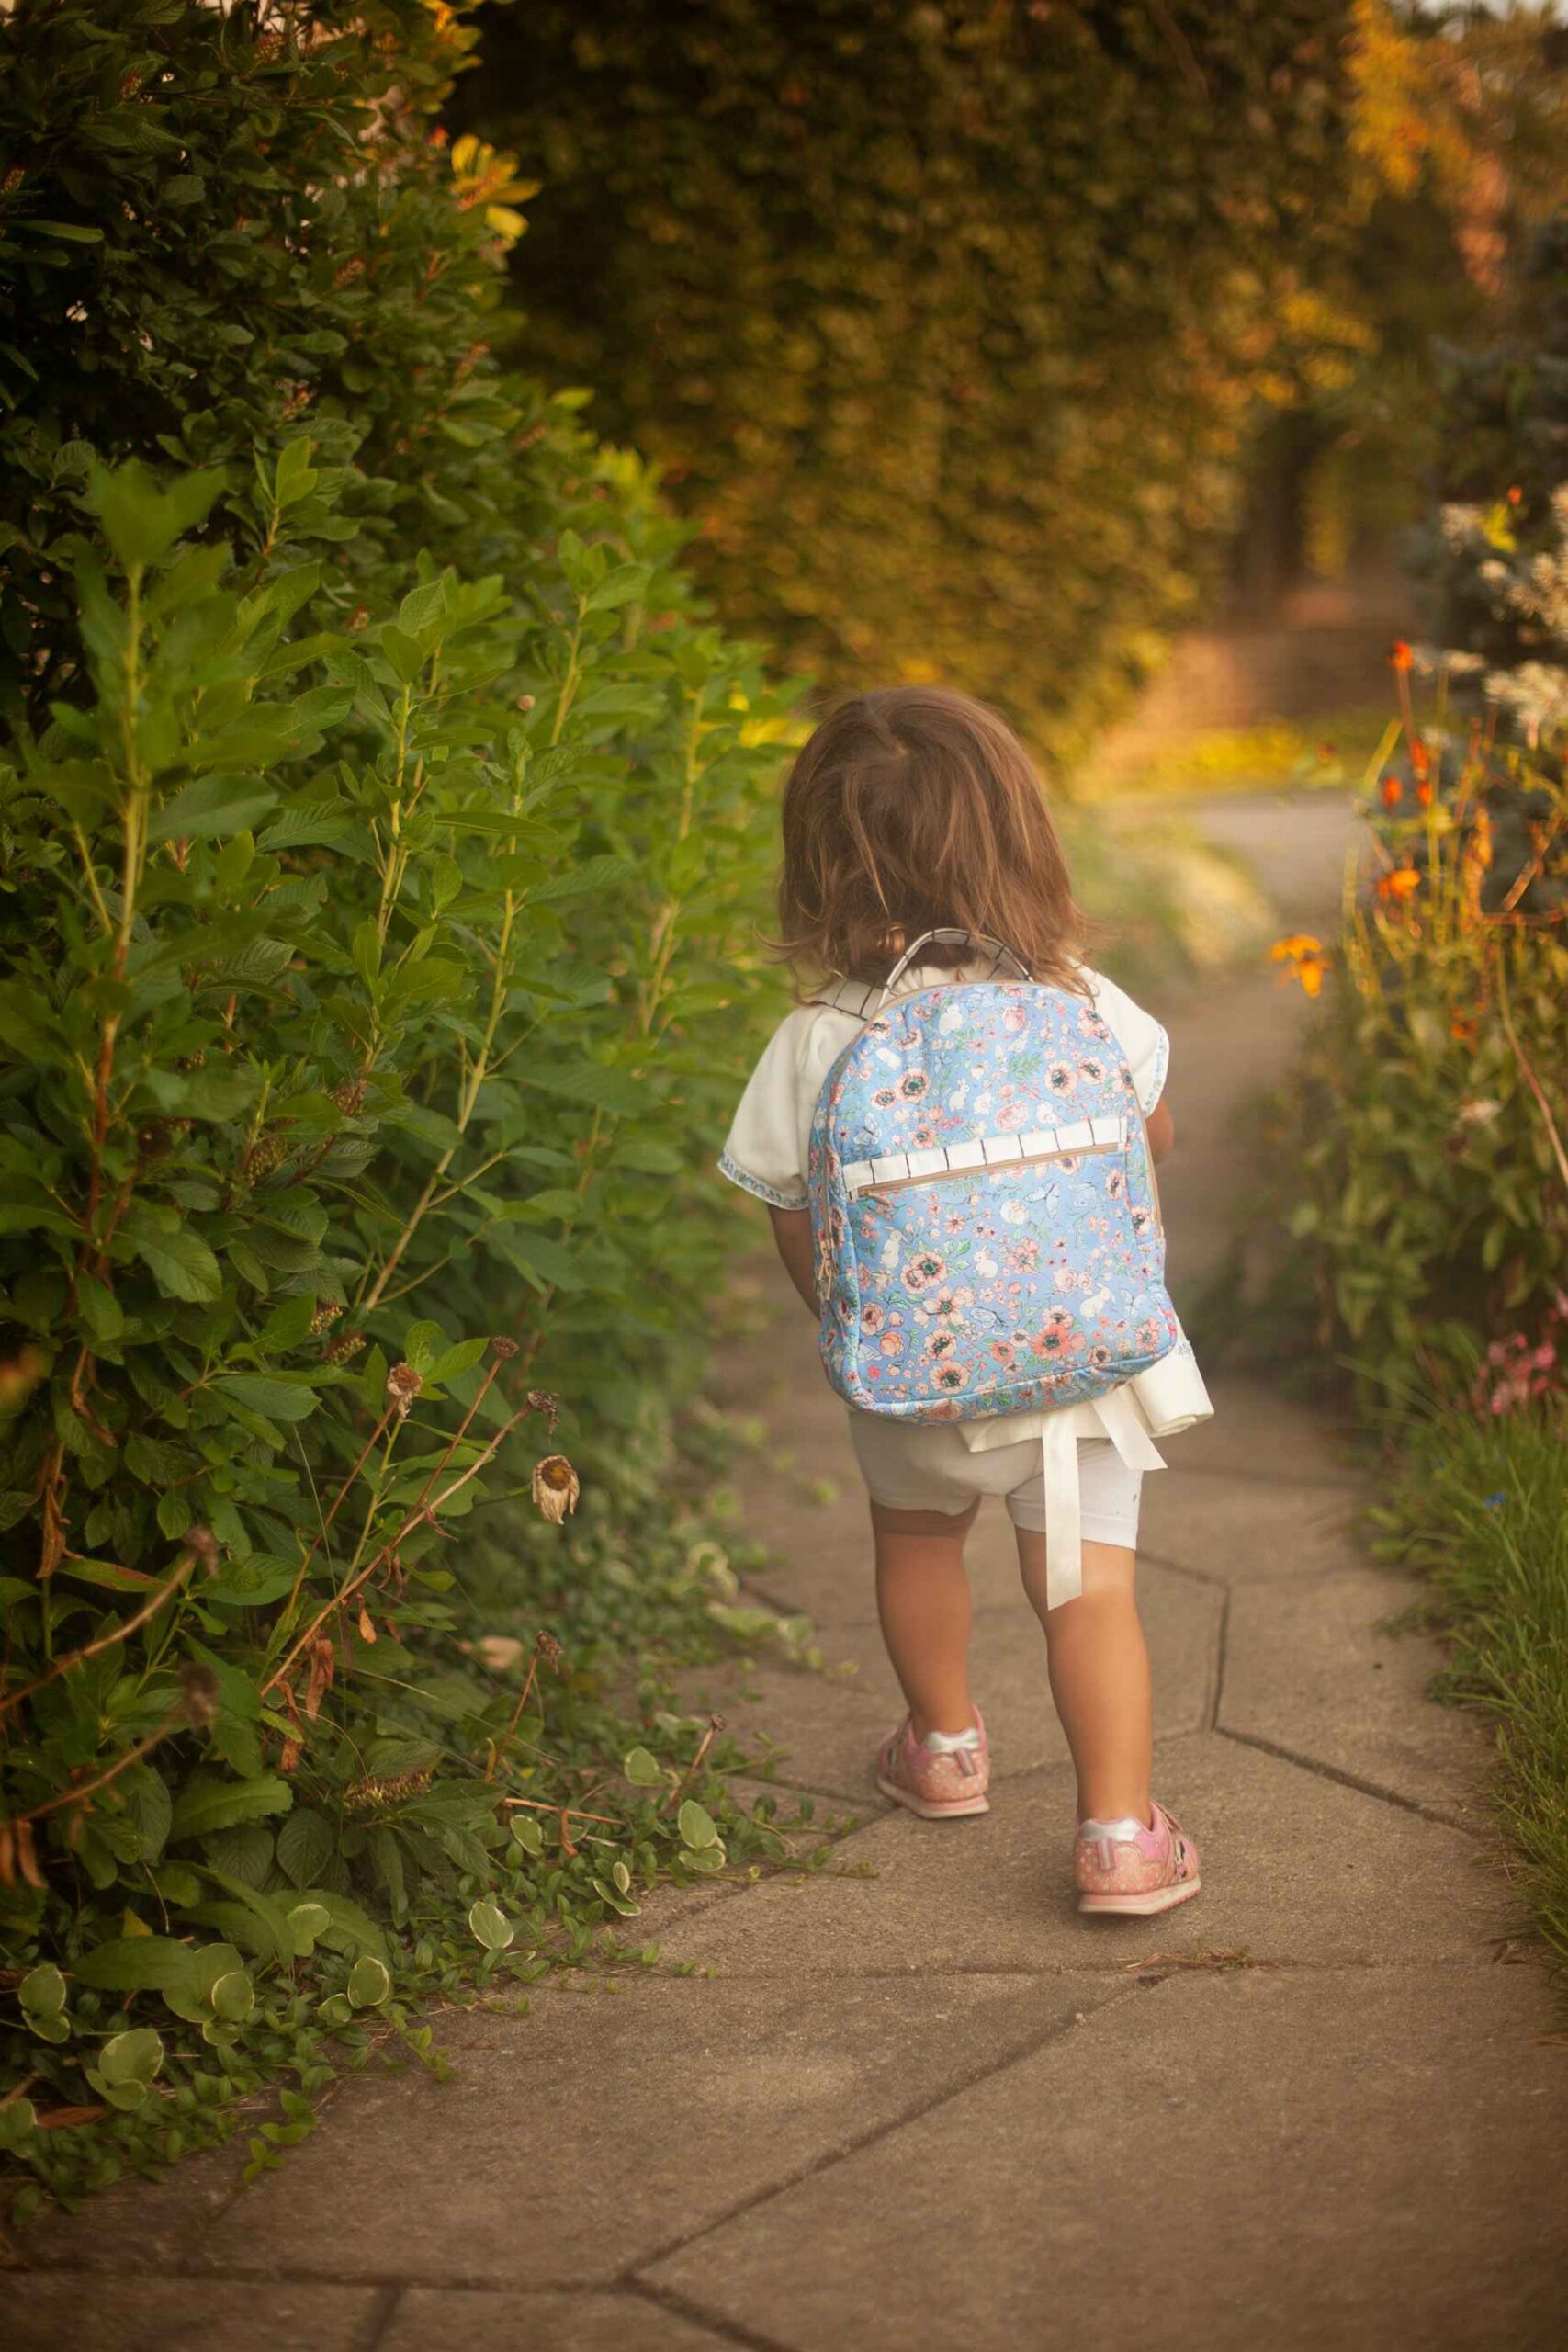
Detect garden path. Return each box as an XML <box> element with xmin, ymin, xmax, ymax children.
<box><xmin>12</xmin><ymin>794</ymin><xmax>1568</xmax><ymax>2351</ymax></box>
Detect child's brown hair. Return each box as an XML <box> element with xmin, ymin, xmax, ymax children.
<box><xmin>776</xmin><ymin>685</ymin><xmax>1095</xmax><ymax>989</ymax></box>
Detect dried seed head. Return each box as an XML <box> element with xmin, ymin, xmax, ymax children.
<box><xmin>386</xmin><ymin>1362</ymin><xmax>423</xmax><ymax>1420</ymax></box>
<box><xmin>178</xmin><ymin>1661</ymin><xmax>221</xmax><ymax>1725</ymax></box>
<box><xmin>535</xmin><ymin>1629</ymin><xmax>563</xmax><ymax>1666</ymax></box>
<box><xmin>527</xmin><ymin>1387</ymin><xmax>561</xmax><ymax>1433</ymax></box>
<box><xmin>489</xmin><ymin>1335</ymin><xmax>520</xmax><ymax>1360</ymax></box>
<box><xmin>187</xmin><ymin>1526</ymin><xmax>220</xmax><ymax>1575</ymax></box>
<box><xmin>332</xmin><ymin>1078</ymin><xmax>368</xmax><ymax>1116</ymax></box>
<box><xmin>531</xmin><ymin>1454</ymin><xmax>580</xmax><ymax>1524</ymax></box>
<box><xmin>325</xmin><ymin>1329</ymin><xmax>366</xmax><ymax>1365</ymax></box>
<box><xmin>310</xmin><ymin>1302</ymin><xmax>344</xmax><ymax>1335</ymax></box>
<box><xmin>243</xmin><ymin>1131</ymin><xmax>289</xmax><ymax>1183</ymax></box>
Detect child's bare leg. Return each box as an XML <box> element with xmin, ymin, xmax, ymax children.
<box><xmin>871</xmin><ymin>1498</ymin><xmax>980</xmax><ymax>1738</ymax></box>
<box><xmin>1015</xmin><ymin>1534</ymin><xmax>1152</xmax><ymax>1824</ymax></box>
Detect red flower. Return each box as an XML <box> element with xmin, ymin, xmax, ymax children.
<box><xmin>1380</xmin><ymin>774</ymin><xmax>1403</xmax><ymax>809</ymax></box>
<box><xmin>1389</xmin><ymin>640</ymin><xmax>1415</xmax><ymax>673</ymax></box>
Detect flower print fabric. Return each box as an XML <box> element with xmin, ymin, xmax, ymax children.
<box><xmin>806</xmin><ymin>978</ymin><xmax>1179</xmax><ymax>1424</ymax></box>
<box><xmin>717</xmin><ymin>964</ymin><xmax>1168</xmax><ymax>1216</ymax></box>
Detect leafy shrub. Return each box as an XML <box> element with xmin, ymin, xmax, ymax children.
<box><xmin>0</xmin><ymin>0</ymin><xmax>814</xmax><ymax>2212</ymax></box>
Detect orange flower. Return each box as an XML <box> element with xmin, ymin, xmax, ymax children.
<box><xmin>1377</xmin><ymin>865</ymin><xmax>1420</xmax><ymax>903</ymax></box>
<box><xmin>1450</xmin><ymin>1012</ymin><xmax>1478</xmax><ymax>1044</ymax></box>
<box><xmin>1410</xmin><ymin>738</ymin><xmax>1429</xmax><ymax>779</ymax></box>
<box><xmin>1416</xmin><ymin>778</ymin><xmax>1434</xmax><ymax>808</ymax></box>
<box><xmin>1389</xmin><ymin>640</ymin><xmax>1415</xmax><ymax>673</ymax></box>
<box><xmin>1269</xmin><ymin>935</ymin><xmax>1329</xmax><ymax>999</ymax></box>
<box><xmin>1506</xmin><ymin>484</ymin><xmax>1523</xmax><ymax>507</ymax></box>
<box><xmin>1380</xmin><ymin>774</ymin><xmax>1403</xmax><ymax>809</ymax></box>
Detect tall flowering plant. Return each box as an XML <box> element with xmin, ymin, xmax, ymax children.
<box><xmin>1279</xmin><ymin>636</ymin><xmax>1568</xmax><ymax>1401</ymax></box>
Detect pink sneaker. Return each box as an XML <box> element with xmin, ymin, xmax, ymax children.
<box><xmin>1075</xmin><ymin>1799</ymin><xmax>1201</xmax><ymax>1917</ymax></box>
<box><xmin>875</xmin><ymin>1711</ymin><xmax>991</xmax><ymax>1819</ymax></box>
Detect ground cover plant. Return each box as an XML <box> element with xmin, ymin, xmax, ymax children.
<box><xmin>0</xmin><ymin>0</ymin><xmax>825</xmax><ymax>2219</ymax></box>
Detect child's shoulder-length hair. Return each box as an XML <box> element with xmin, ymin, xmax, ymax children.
<box><xmin>774</xmin><ymin>684</ymin><xmax>1098</xmax><ymax>992</ymax></box>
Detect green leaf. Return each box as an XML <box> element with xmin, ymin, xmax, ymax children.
<box><xmin>210</xmin><ymin>1373</ymin><xmax>321</xmax><ymax>1423</ymax></box>
<box><xmin>122</xmin><ymin>1209</ymin><xmax>222</xmax><ymax>1304</ymax></box>
<box><xmin>147</xmin><ymin>776</ymin><xmax>279</xmax><ymax>844</ymax></box>
<box><xmin>287</xmin><ymin>1902</ymin><xmax>332</xmax><ymax>1957</ymax></box>
<box><xmin>168</xmin><ymin>1772</ymin><xmax>292</xmax><ymax>1844</ymax></box>
<box><xmin>347</xmin><ymin>1954</ymin><xmax>391</xmax><ymax>2007</ymax></box>
<box><xmin>508</xmin><ymin>1814</ymin><xmax>544</xmax><ymax>1856</ymax></box>
<box><xmin>0</xmin><ymin>2099</ymin><xmax>38</xmax><ymax>2151</ymax></box>
<box><xmin>20</xmin><ymin>1963</ymin><xmax>68</xmax><ymax>2021</ymax></box>
<box><xmin>73</xmin><ymin>1937</ymin><xmax>197</xmax><ymax>1993</ymax></box>
<box><xmin>252</xmin><ymin>1293</ymin><xmax>317</xmax><ymax>1356</ymax></box>
<box><xmin>87</xmin><ymin>460</ymin><xmax>223</xmax><ymax>569</ymax></box>
<box><xmin>98</xmin><ymin>2027</ymin><xmax>165</xmax><ymax>2086</ymax></box>
<box><xmin>276</xmin><ymin>1808</ymin><xmax>336</xmax><ymax>1889</ymax></box>
<box><xmin>677</xmin><ymin>1798</ymin><xmax>718</xmax><ymax>1849</ymax></box>
<box><xmin>623</xmin><ymin>1746</ymin><xmax>664</xmax><ymax>1786</ymax></box>
<box><xmin>468</xmin><ymin>1898</ymin><xmax>514</xmax><ymax>1952</ymax></box>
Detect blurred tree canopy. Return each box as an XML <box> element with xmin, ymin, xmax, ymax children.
<box><xmin>456</xmin><ymin>0</ymin><xmax>1568</xmax><ymax>752</ymax></box>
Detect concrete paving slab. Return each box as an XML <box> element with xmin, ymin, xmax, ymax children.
<box><xmin>682</xmin><ymin>1560</ymin><xmax>1219</xmax><ymax>1804</ymax></box>
<box><xmin>380</xmin><ymin>2286</ymin><xmax>732</xmax><ymax>2350</ymax></box>
<box><xmin>1221</xmin><ymin>1566</ymin><xmax>1496</xmax><ymax>1826</ymax></box>
<box><xmin>13</xmin><ymin>2133</ymin><xmax>248</xmax><ymax>2276</ymax></box>
<box><xmin>653</xmin><ymin>1731</ymin><xmax>1516</xmax><ymax>1977</ymax></box>
<box><xmin>645</xmin><ymin>1963</ymin><xmax>1568</xmax><ymax>2352</ymax></box>
<box><xmin>5</xmin><ymin>2274</ymin><xmax>378</xmax><ymax>2351</ymax></box>
<box><xmin>1139</xmin><ymin>1465</ymin><xmax>1367</xmax><ymax>1581</ymax></box>
<box><xmin>185</xmin><ymin>1973</ymin><xmax>1111</xmax><ymax>2289</ymax></box>
<box><xmin>1163</xmin><ymin>1372</ymin><xmax>1364</xmax><ymax>1488</ymax></box>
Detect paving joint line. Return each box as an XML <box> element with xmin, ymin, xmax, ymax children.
<box><xmin>618</xmin><ymin>1981</ymin><xmax>1145</xmax><ymax>2281</ymax></box>
<box><xmin>362</xmin><ymin>2279</ymin><xmax>403</xmax><ymax>2349</ymax></box>
<box><xmin>1209</xmin><ymin>1581</ymin><xmax>1232</xmax><ymax>1730</ymax></box>
<box><xmin>627</xmin><ymin>2276</ymin><xmax>802</xmax><ymax>2351</ymax></box>
<box><xmin>1213</xmin><ymin>1724</ymin><xmax>1480</xmax><ymax>1834</ymax></box>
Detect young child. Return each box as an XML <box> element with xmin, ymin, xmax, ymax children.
<box><xmin>719</xmin><ymin>686</ymin><xmax>1204</xmax><ymax>1917</ymax></box>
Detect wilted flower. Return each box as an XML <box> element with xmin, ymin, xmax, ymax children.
<box><xmin>386</xmin><ymin>1362</ymin><xmax>423</xmax><ymax>1421</ymax></box>
<box><xmin>532</xmin><ymin>1455</ymin><xmax>580</xmax><ymax>1523</ymax></box>
<box><xmin>476</xmin><ymin>1635</ymin><xmax>526</xmax><ymax>1672</ymax></box>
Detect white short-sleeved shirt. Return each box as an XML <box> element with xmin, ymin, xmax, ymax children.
<box><xmin>718</xmin><ymin>963</ymin><xmax>1169</xmax><ymax>1216</ymax></box>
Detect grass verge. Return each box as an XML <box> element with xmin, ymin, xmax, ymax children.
<box><xmin>1373</xmin><ymin>1397</ymin><xmax>1568</xmax><ymax>1973</ymax></box>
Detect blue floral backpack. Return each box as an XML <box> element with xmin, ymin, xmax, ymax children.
<box><xmin>806</xmin><ymin>929</ymin><xmax>1183</xmax><ymax>1600</ymax></box>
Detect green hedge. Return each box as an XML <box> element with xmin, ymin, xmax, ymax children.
<box><xmin>0</xmin><ymin>0</ymin><xmax>811</xmax><ymax>2211</ymax></box>
<box><xmin>455</xmin><ymin>0</ymin><xmax>1357</xmax><ymax>757</ymax></box>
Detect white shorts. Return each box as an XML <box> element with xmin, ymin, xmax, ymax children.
<box><xmin>846</xmin><ymin>1412</ymin><xmax>1145</xmax><ymax>1547</ymax></box>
